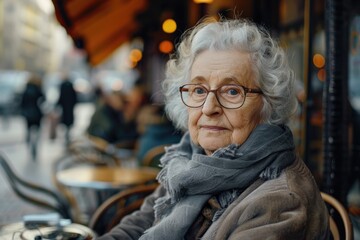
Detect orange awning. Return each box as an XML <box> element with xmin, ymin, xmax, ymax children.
<box><xmin>52</xmin><ymin>0</ymin><xmax>148</xmax><ymax>66</ymax></box>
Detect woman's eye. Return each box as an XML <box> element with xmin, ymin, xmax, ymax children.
<box><xmin>226</xmin><ymin>88</ymin><xmax>240</xmax><ymax>96</ymax></box>
<box><xmin>194</xmin><ymin>87</ymin><xmax>206</xmax><ymax>95</ymax></box>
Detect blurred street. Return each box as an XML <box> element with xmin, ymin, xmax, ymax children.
<box><xmin>0</xmin><ymin>103</ymin><xmax>94</xmax><ymax>225</ymax></box>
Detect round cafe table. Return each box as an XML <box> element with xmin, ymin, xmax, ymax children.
<box><xmin>56</xmin><ymin>166</ymin><xmax>159</xmax><ymax>190</ymax></box>
<box><xmin>55</xmin><ymin>165</ymin><xmax>160</xmax><ymax>224</ymax></box>
<box><xmin>0</xmin><ymin>222</ymin><xmax>96</xmax><ymax>240</ymax></box>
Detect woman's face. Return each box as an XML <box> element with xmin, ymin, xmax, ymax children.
<box><xmin>188</xmin><ymin>50</ymin><xmax>263</xmax><ymax>155</ymax></box>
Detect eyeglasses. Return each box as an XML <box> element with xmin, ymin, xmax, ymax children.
<box><xmin>179</xmin><ymin>84</ymin><xmax>263</xmax><ymax>109</ymax></box>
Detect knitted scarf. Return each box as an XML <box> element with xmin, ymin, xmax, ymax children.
<box><xmin>139</xmin><ymin>124</ymin><xmax>296</xmax><ymax>240</ymax></box>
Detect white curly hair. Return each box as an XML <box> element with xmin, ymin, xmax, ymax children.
<box><xmin>162</xmin><ymin>17</ymin><xmax>298</xmax><ymax>131</ymax></box>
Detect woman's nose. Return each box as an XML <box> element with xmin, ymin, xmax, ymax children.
<box><xmin>202</xmin><ymin>92</ymin><xmax>222</xmax><ymax>115</ymax></box>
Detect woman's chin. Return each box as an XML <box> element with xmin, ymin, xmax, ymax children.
<box><xmin>200</xmin><ymin>141</ymin><xmax>228</xmax><ymax>155</ymax></box>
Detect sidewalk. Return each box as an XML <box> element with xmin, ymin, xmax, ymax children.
<box><xmin>0</xmin><ymin>103</ymin><xmax>94</xmax><ymax>225</ymax></box>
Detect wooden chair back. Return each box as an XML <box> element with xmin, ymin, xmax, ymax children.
<box><xmin>321</xmin><ymin>192</ymin><xmax>353</xmax><ymax>240</ymax></box>
<box><xmin>88</xmin><ymin>183</ymin><xmax>158</xmax><ymax>235</ymax></box>
<box><xmin>141</xmin><ymin>144</ymin><xmax>168</xmax><ymax>168</ymax></box>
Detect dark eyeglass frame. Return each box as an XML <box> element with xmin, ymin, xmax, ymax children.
<box><xmin>179</xmin><ymin>83</ymin><xmax>263</xmax><ymax>109</ymax></box>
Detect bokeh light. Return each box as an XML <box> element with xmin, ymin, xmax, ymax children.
<box><xmin>193</xmin><ymin>0</ymin><xmax>213</xmax><ymax>3</ymax></box>
<box><xmin>313</xmin><ymin>53</ymin><xmax>325</xmax><ymax>68</ymax></box>
<box><xmin>317</xmin><ymin>68</ymin><xmax>326</xmax><ymax>81</ymax></box>
<box><xmin>112</xmin><ymin>79</ymin><xmax>124</xmax><ymax>91</ymax></box>
<box><xmin>162</xmin><ymin>19</ymin><xmax>177</xmax><ymax>34</ymax></box>
<box><xmin>129</xmin><ymin>49</ymin><xmax>142</xmax><ymax>62</ymax></box>
<box><xmin>159</xmin><ymin>40</ymin><xmax>174</xmax><ymax>54</ymax></box>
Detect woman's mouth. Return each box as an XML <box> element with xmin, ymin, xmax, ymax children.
<box><xmin>200</xmin><ymin>125</ymin><xmax>227</xmax><ymax>131</ymax></box>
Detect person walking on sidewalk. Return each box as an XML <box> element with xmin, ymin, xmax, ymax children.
<box><xmin>57</xmin><ymin>74</ymin><xmax>77</xmax><ymax>145</ymax></box>
<box><xmin>20</xmin><ymin>74</ymin><xmax>45</xmax><ymax>160</ymax></box>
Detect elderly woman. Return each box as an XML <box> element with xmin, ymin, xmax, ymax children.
<box><xmin>98</xmin><ymin>18</ymin><xmax>330</xmax><ymax>240</ymax></box>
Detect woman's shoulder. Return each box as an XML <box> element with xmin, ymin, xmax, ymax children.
<box><xmin>204</xmin><ymin>162</ymin><xmax>329</xmax><ymax>239</ymax></box>
<box><xmin>246</xmin><ymin>157</ymin><xmax>323</xmax><ymax>207</ymax></box>
<box><xmin>282</xmin><ymin>156</ymin><xmax>323</xmax><ymax>199</ymax></box>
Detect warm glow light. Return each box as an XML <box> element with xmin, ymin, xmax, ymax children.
<box><xmin>193</xmin><ymin>0</ymin><xmax>213</xmax><ymax>3</ymax></box>
<box><xmin>112</xmin><ymin>80</ymin><xmax>124</xmax><ymax>91</ymax></box>
<box><xmin>313</xmin><ymin>53</ymin><xmax>325</xmax><ymax>68</ymax></box>
<box><xmin>129</xmin><ymin>49</ymin><xmax>142</xmax><ymax>62</ymax></box>
<box><xmin>317</xmin><ymin>68</ymin><xmax>326</xmax><ymax>81</ymax></box>
<box><xmin>162</xmin><ymin>19</ymin><xmax>177</xmax><ymax>33</ymax></box>
<box><xmin>124</xmin><ymin>59</ymin><xmax>138</xmax><ymax>69</ymax></box>
<box><xmin>129</xmin><ymin>60</ymin><xmax>138</xmax><ymax>68</ymax></box>
<box><xmin>159</xmin><ymin>40</ymin><xmax>174</xmax><ymax>54</ymax></box>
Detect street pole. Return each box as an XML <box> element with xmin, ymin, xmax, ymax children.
<box><xmin>323</xmin><ymin>0</ymin><xmax>351</xmax><ymax>205</ymax></box>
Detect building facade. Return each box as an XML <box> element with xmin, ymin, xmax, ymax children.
<box><xmin>0</xmin><ymin>0</ymin><xmax>71</xmax><ymax>74</ymax></box>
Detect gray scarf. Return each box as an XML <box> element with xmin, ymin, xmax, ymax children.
<box><xmin>140</xmin><ymin>124</ymin><xmax>296</xmax><ymax>240</ymax></box>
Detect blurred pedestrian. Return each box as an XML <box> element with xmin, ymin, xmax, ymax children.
<box><xmin>87</xmin><ymin>90</ymin><xmax>128</xmax><ymax>144</ymax></box>
<box><xmin>20</xmin><ymin>74</ymin><xmax>45</xmax><ymax>160</ymax></box>
<box><xmin>57</xmin><ymin>75</ymin><xmax>77</xmax><ymax>145</ymax></box>
<box><xmin>136</xmin><ymin>104</ymin><xmax>183</xmax><ymax>167</ymax></box>
<box><xmin>123</xmin><ymin>83</ymin><xmax>148</xmax><ymax>124</ymax></box>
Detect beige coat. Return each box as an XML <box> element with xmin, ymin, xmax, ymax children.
<box><xmin>98</xmin><ymin>157</ymin><xmax>330</xmax><ymax>240</ymax></box>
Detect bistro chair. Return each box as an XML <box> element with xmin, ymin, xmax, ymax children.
<box><xmin>52</xmin><ymin>136</ymin><xmax>134</xmax><ymax>224</ymax></box>
<box><xmin>88</xmin><ymin>183</ymin><xmax>159</xmax><ymax>235</ymax></box>
<box><xmin>141</xmin><ymin>144</ymin><xmax>168</xmax><ymax>168</ymax></box>
<box><xmin>67</xmin><ymin>135</ymin><xmax>121</xmax><ymax>167</ymax></box>
<box><xmin>52</xmin><ymin>152</ymin><xmax>107</xmax><ymax>225</ymax></box>
<box><xmin>321</xmin><ymin>192</ymin><xmax>354</xmax><ymax>240</ymax></box>
<box><xmin>0</xmin><ymin>153</ymin><xmax>72</xmax><ymax>221</ymax></box>
<box><xmin>64</xmin><ymin>134</ymin><xmax>136</xmax><ymax>168</ymax></box>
